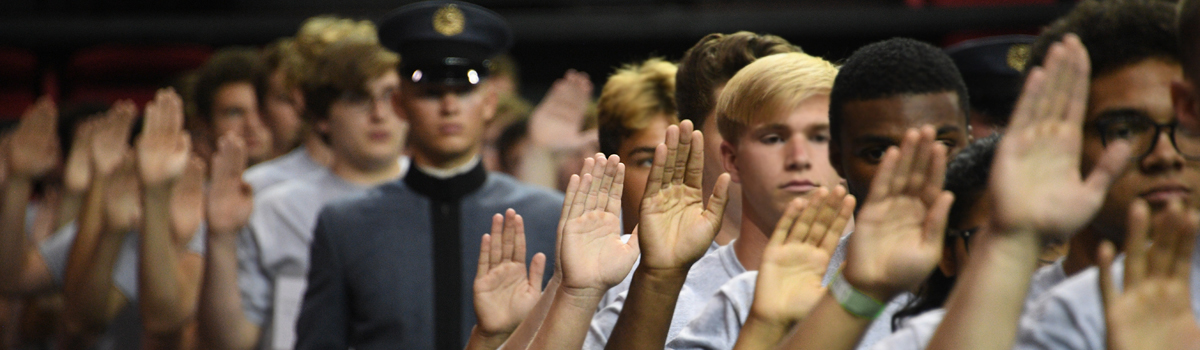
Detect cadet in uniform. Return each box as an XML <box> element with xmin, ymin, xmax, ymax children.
<box><xmin>293</xmin><ymin>2</ymin><xmax>562</xmax><ymax>349</ymax></box>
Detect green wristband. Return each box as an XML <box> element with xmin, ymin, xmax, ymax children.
<box><xmin>830</xmin><ymin>270</ymin><xmax>886</xmax><ymax>319</ymax></box>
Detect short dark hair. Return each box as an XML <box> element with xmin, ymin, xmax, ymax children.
<box><xmin>675</xmin><ymin>32</ymin><xmax>801</xmax><ymax>129</ymax></box>
<box><xmin>892</xmin><ymin>132</ymin><xmax>1000</xmax><ymax>329</ymax></box>
<box><xmin>191</xmin><ymin>48</ymin><xmax>265</xmax><ymax>123</ymax></box>
<box><xmin>1027</xmin><ymin>0</ymin><xmax>1178</xmax><ymax>79</ymax></box>
<box><xmin>301</xmin><ymin>40</ymin><xmax>399</xmax><ymax>125</ymax></box>
<box><xmin>496</xmin><ymin>117</ymin><xmax>528</xmax><ymax>174</ymax></box>
<box><xmin>829</xmin><ymin>38</ymin><xmax>970</xmax><ymax>145</ymax></box>
<box><xmin>1180</xmin><ymin>0</ymin><xmax>1200</xmax><ymax>80</ymax></box>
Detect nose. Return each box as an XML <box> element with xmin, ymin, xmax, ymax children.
<box><xmin>785</xmin><ymin>136</ymin><xmax>813</xmax><ymax>171</ymax></box>
<box><xmin>439</xmin><ymin>92</ymin><xmax>460</xmax><ymax>116</ymax></box>
<box><xmin>1140</xmin><ymin>130</ymin><xmax>1185</xmax><ymax>173</ymax></box>
<box><xmin>244</xmin><ymin>107</ymin><xmax>267</xmax><ymax>140</ymax></box>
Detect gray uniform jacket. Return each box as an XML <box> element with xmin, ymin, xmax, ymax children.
<box><xmin>294</xmin><ymin>162</ymin><xmax>562</xmax><ymax>350</ymax></box>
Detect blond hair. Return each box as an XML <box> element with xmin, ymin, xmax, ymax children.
<box><xmin>597</xmin><ymin>58</ymin><xmax>679</xmax><ymax>156</ymax></box>
<box><xmin>716</xmin><ymin>52</ymin><xmax>837</xmax><ymax>145</ymax></box>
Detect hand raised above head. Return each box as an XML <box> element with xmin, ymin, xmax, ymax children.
<box><xmin>559</xmin><ymin>154</ymin><xmax>639</xmax><ymax>297</ymax></box>
<box><xmin>637</xmin><ymin>119</ymin><xmax>731</xmax><ymax>272</ymax></box>
<box><xmin>90</xmin><ymin>101</ymin><xmax>139</xmax><ymax>180</ymax></box>
<box><xmin>206</xmin><ymin>134</ymin><xmax>253</xmax><ymax>237</ymax></box>
<box><xmin>136</xmin><ymin>88</ymin><xmax>192</xmax><ymax>189</ymax></box>
<box><xmin>474</xmin><ymin>209</ymin><xmax>546</xmax><ymax>338</ymax></box>
<box><xmin>845</xmin><ymin>126</ymin><xmax>954</xmax><ymax>301</ymax></box>
<box><xmin>6</xmin><ymin>96</ymin><xmax>61</xmax><ymax>181</ymax></box>
<box><xmin>991</xmin><ymin>34</ymin><xmax>1130</xmax><ymax>240</ymax></box>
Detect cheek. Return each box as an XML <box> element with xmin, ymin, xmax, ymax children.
<box><xmin>213</xmin><ymin>117</ymin><xmax>242</xmax><ymax>136</ymax></box>
<box><xmin>623</xmin><ymin>167</ymin><xmax>651</xmax><ymax>202</ymax></box>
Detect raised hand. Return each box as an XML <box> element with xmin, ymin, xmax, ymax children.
<box><xmin>528</xmin><ymin>70</ymin><xmax>594</xmax><ymax>150</ymax></box>
<box><xmin>844</xmin><ymin>126</ymin><xmax>954</xmax><ymax>301</ymax></box>
<box><xmin>137</xmin><ymin>88</ymin><xmax>192</xmax><ymax>189</ymax></box>
<box><xmin>637</xmin><ymin>120</ymin><xmax>731</xmax><ymax>271</ymax></box>
<box><xmin>473</xmin><ymin>209</ymin><xmax>547</xmax><ymax>338</ymax></box>
<box><xmin>749</xmin><ymin>186</ymin><xmax>855</xmax><ymax>326</ymax></box>
<box><xmin>559</xmin><ymin>154</ymin><xmax>639</xmax><ymax>296</ymax></box>
<box><xmin>89</xmin><ymin>101</ymin><xmax>138</xmax><ymax>181</ymax></box>
<box><xmin>63</xmin><ymin>118</ymin><xmax>97</xmax><ymax>194</ymax></box>
<box><xmin>103</xmin><ymin>154</ymin><xmax>142</xmax><ymax>234</ymax></box>
<box><xmin>6</xmin><ymin>97</ymin><xmax>60</xmax><ymax>181</ymax></box>
<box><xmin>170</xmin><ymin>157</ymin><xmax>205</xmax><ymax>245</ymax></box>
<box><xmin>990</xmin><ymin>34</ymin><xmax>1129</xmax><ymax>239</ymax></box>
<box><xmin>206</xmin><ymin>134</ymin><xmax>252</xmax><ymax>236</ymax></box>
<box><xmin>1099</xmin><ymin>199</ymin><xmax>1200</xmax><ymax>350</ymax></box>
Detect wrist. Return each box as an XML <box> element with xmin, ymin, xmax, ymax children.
<box><xmin>556</xmin><ymin>285</ymin><xmax>605</xmax><ymax>308</ymax></box>
<box><xmin>633</xmin><ymin>265</ymin><xmax>689</xmax><ymax>296</ymax></box>
<box><xmin>830</xmin><ymin>270</ymin><xmax>889</xmax><ymax>319</ymax></box>
<box><xmin>470</xmin><ymin>325</ymin><xmax>512</xmax><ymax>345</ymax></box>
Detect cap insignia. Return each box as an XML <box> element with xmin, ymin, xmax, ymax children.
<box><xmin>1007</xmin><ymin>44</ymin><xmax>1030</xmax><ymax>72</ymax></box>
<box><xmin>433</xmin><ymin>4</ymin><xmax>465</xmax><ymax>36</ymax></box>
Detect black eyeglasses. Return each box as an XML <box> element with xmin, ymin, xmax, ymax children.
<box><xmin>1093</xmin><ymin>115</ymin><xmax>1200</xmax><ymax>161</ymax></box>
<box><xmin>946</xmin><ymin>227</ymin><xmax>979</xmax><ymax>252</ymax></box>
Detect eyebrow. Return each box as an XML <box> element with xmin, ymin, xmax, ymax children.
<box><xmin>851</xmin><ymin>135</ymin><xmax>898</xmax><ymax>146</ymax></box>
<box><xmin>936</xmin><ymin>125</ymin><xmax>963</xmax><ymax>135</ymax></box>
<box><xmin>625</xmin><ymin>146</ymin><xmax>657</xmax><ymax>157</ymax></box>
<box><xmin>1093</xmin><ymin>107</ymin><xmax>1152</xmax><ymax>121</ymax></box>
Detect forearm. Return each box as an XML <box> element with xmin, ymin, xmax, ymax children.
<box><xmin>926</xmin><ymin>230</ymin><xmax>1039</xmax><ymax>350</ymax></box>
<box><xmin>733</xmin><ymin>315</ymin><xmax>791</xmax><ymax>350</ymax></box>
<box><xmin>57</xmin><ymin>192</ymin><xmax>84</xmax><ymax>230</ymax></box>
<box><xmin>139</xmin><ymin>186</ymin><xmax>196</xmax><ymax>334</ymax></box>
<box><xmin>63</xmin><ymin>177</ymin><xmax>124</xmax><ymax>330</ymax></box>
<box><xmin>0</xmin><ymin>178</ymin><xmax>41</xmax><ymax>296</ymax></box>
<box><xmin>604</xmin><ymin>267</ymin><xmax>688</xmax><ymax>350</ymax></box>
<box><xmin>198</xmin><ymin>231</ymin><xmax>260</xmax><ymax>350</ymax></box>
<box><xmin>527</xmin><ymin>287</ymin><xmax>605</xmax><ymax>350</ymax></box>
<box><xmin>777</xmin><ymin>295</ymin><xmax>874</xmax><ymax>350</ymax></box>
<box><xmin>500</xmin><ymin>278</ymin><xmax>560</xmax><ymax>350</ymax></box>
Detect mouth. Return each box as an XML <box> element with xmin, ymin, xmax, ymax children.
<box><xmin>1139</xmin><ymin>183</ymin><xmax>1192</xmax><ymax>204</ymax></box>
<box><xmin>439</xmin><ymin>123</ymin><xmax>463</xmax><ymax>135</ymax></box>
<box><xmin>779</xmin><ymin>180</ymin><xmax>818</xmax><ymax>193</ymax></box>
<box><xmin>368</xmin><ymin>130</ymin><xmax>391</xmax><ymax>141</ymax></box>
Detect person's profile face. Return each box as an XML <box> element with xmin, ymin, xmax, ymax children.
<box><xmin>321</xmin><ymin>70</ymin><xmax>405</xmax><ymax>169</ymax></box>
<box><xmin>1082</xmin><ymin>59</ymin><xmax>1200</xmax><ymax>242</ymax></box>
<box><xmin>211</xmin><ymin>82</ymin><xmax>273</xmax><ymax>163</ymax></box>
<box><xmin>724</xmin><ymin>94</ymin><xmax>843</xmax><ymax>230</ymax></box>
<box><xmin>397</xmin><ymin>79</ymin><xmax>496</xmax><ymax>164</ymax></box>
<box><xmin>617</xmin><ymin>114</ymin><xmax>672</xmax><ymax>234</ymax></box>
<box><xmin>834</xmin><ymin>91</ymin><xmax>969</xmax><ymax>207</ymax></box>
<box><xmin>263</xmin><ymin>68</ymin><xmax>303</xmax><ymax>155</ymax></box>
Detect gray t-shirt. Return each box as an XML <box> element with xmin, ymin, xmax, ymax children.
<box><xmin>243</xmin><ymin>146</ymin><xmax>324</xmax><ymax>192</ymax></box>
<box><xmin>665</xmin><ymin>233</ymin><xmax>909</xmax><ymax>350</ymax></box>
<box><xmin>238</xmin><ymin>166</ymin><xmax>378</xmax><ymax>350</ymax></box>
<box><xmin>38</xmin><ymin>221</ymin><xmax>206</xmax><ymax>350</ymax></box>
<box><xmin>584</xmin><ymin>241</ymin><xmax>745</xmax><ymax>349</ymax></box>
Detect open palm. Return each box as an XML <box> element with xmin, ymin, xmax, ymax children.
<box><xmin>137</xmin><ymin>89</ymin><xmax>192</xmax><ymax>188</ymax></box>
<box><xmin>474</xmin><ymin>210</ymin><xmax>546</xmax><ymax>336</ymax></box>
<box><xmin>206</xmin><ymin>134</ymin><xmax>253</xmax><ymax>236</ymax></box>
<box><xmin>559</xmin><ymin>155</ymin><xmax>640</xmax><ymax>295</ymax></box>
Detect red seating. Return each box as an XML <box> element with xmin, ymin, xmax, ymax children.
<box><xmin>63</xmin><ymin>44</ymin><xmax>213</xmax><ymax>106</ymax></box>
<box><xmin>0</xmin><ymin>47</ymin><xmax>38</xmax><ymax>120</ymax></box>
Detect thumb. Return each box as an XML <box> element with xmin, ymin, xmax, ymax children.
<box><xmin>1083</xmin><ymin>140</ymin><xmax>1131</xmax><ymax>196</ymax></box>
<box><xmin>1097</xmin><ymin>240</ymin><xmax>1119</xmax><ymax>314</ymax></box>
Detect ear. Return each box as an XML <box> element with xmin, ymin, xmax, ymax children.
<box><xmin>290</xmin><ymin>87</ymin><xmax>306</xmax><ymax>112</ymax></box>
<box><xmin>720</xmin><ymin>140</ymin><xmax>741</xmax><ymax>184</ymax></box>
<box><xmin>1173</xmin><ymin>79</ymin><xmax>1200</xmax><ymax>132</ymax></box>
<box><xmin>315</xmin><ymin>119</ymin><xmax>331</xmax><ymax>137</ymax></box>
<box><xmin>937</xmin><ymin>240</ymin><xmax>959</xmax><ymax>277</ymax></box>
<box><xmin>480</xmin><ymin>81</ymin><xmax>500</xmax><ymax>123</ymax></box>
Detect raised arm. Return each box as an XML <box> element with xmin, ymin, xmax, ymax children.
<box><xmin>63</xmin><ymin>103</ymin><xmax>137</xmax><ymax>334</ymax></box>
<box><xmin>136</xmin><ymin>88</ymin><xmax>205</xmax><ymax>342</ymax></box>
<box><xmin>527</xmin><ymin>154</ymin><xmax>640</xmax><ymax>350</ymax></box>
<box><xmin>733</xmin><ymin>186</ymin><xmax>854</xmax><ymax>350</ymax></box>
<box><xmin>1098</xmin><ymin>199</ymin><xmax>1200</xmax><ymax>350</ymax></box>
<box><xmin>779</xmin><ymin>125</ymin><xmax>953</xmax><ymax>350</ymax></box>
<box><xmin>0</xmin><ymin>97</ymin><xmax>61</xmax><ymax>297</ymax></box>
<box><xmin>198</xmin><ymin>134</ymin><xmax>261</xmax><ymax>350</ymax></box>
<box><xmin>466</xmin><ymin>210</ymin><xmax>547</xmax><ymax>350</ymax></box>
<box><xmin>605</xmin><ymin>120</ymin><xmax>731</xmax><ymax>350</ymax></box>
<box><xmin>926</xmin><ymin>34</ymin><xmax>1131</xmax><ymax>350</ymax></box>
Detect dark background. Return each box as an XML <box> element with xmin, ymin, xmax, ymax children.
<box><xmin>0</xmin><ymin>0</ymin><xmax>1076</xmax><ymax>118</ymax></box>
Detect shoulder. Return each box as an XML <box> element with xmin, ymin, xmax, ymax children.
<box><xmin>477</xmin><ymin>172</ymin><xmax>565</xmax><ymax>206</ymax></box>
<box><xmin>1015</xmin><ymin>266</ymin><xmax>1107</xmax><ymax>350</ymax></box>
<box><xmin>869</xmin><ymin>309</ymin><xmax>946</xmax><ymax>350</ymax></box>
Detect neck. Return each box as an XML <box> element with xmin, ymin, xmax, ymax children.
<box><xmin>732</xmin><ymin>208</ymin><xmax>771</xmax><ymax>271</ymax></box>
<box><xmin>303</xmin><ymin>133</ymin><xmax>335</xmax><ymax>168</ymax></box>
<box><xmin>1062</xmin><ymin>228</ymin><xmax>1101</xmax><ymax>276</ymax></box>
<box><xmin>413</xmin><ymin>145</ymin><xmax>480</xmax><ymax>171</ymax></box>
<box><xmin>331</xmin><ymin>156</ymin><xmax>402</xmax><ymax>186</ymax></box>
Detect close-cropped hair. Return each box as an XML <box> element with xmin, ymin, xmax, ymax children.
<box><xmin>676</xmin><ymin>32</ymin><xmax>802</xmax><ymax>129</ymax></box>
<box><xmin>828</xmin><ymin>38</ymin><xmax>970</xmax><ymax>144</ymax></box>
<box><xmin>597</xmin><ymin>58</ymin><xmax>679</xmax><ymax>156</ymax></box>
<box><xmin>1180</xmin><ymin>0</ymin><xmax>1200</xmax><ymax>79</ymax></box>
<box><xmin>1028</xmin><ymin>0</ymin><xmax>1178</xmax><ymax>79</ymax></box>
<box><xmin>892</xmin><ymin>132</ymin><xmax>1001</xmax><ymax>329</ymax></box>
<box><xmin>302</xmin><ymin>40</ymin><xmax>399</xmax><ymax>125</ymax></box>
<box><xmin>716</xmin><ymin>52</ymin><xmax>838</xmax><ymax>145</ymax></box>
<box><xmin>191</xmin><ymin>47</ymin><xmax>266</xmax><ymax>123</ymax></box>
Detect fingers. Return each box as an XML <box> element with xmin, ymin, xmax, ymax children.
<box><xmin>1083</xmin><ymin>140</ymin><xmax>1131</xmax><ymax>197</ymax></box>
<box><xmin>477</xmin><ymin>234</ymin><xmax>491</xmax><ymax>280</ymax></box>
<box><xmin>704</xmin><ymin>173</ymin><xmax>733</xmax><ymax>225</ymax></box>
<box><xmin>1174</xmin><ymin>209</ymin><xmax>1200</xmax><ymax>281</ymax></box>
<box><xmin>558</xmin><ymin>173</ymin><xmax>581</xmax><ymax>235</ymax></box>
<box><xmin>1008</xmin><ymin>67</ymin><xmax>1047</xmax><ymax>131</ymax></box>
<box><xmin>660</xmin><ymin>125</ymin><xmax>680</xmax><ymax>188</ymax></box>
<box><xmin>822</xmin><ymin>195</ymin><xmax>857</xmax><ymax>254</ymax></box>
<box><xmin>1123</xmin><ymin>199</ymin><xmax>1150</xmax><ymax>287</ymax></box>
<box><xmin>595</xmin><ymin>155</ymin><xmax>619</xmax><ymax>212</ymax></box>
<box><xmin>808</xmin><ymin>186</ymin><xmax>849</xmax><ymax>247</ymax></box>
<box><xmin>673</xmin><ymin>121</ymin><xmax>694</xmax><ymax>185</ymax></box>
<box><xmin>213</xmin><ymin>134</ymin><xmax>248</xmax><ymax>180</ymax></box>
<box><xmin>566</xmin><ymin>158</ymin><xmax>596</xmax><ymax>220</ymax></box>
<box><xmin>528</xmin><ymin>253</ymin><xmax>547</xmax><ymax>290</ymax></box>
<box><xmin>890</xmin><ymin>129</ymin><xmax>920</xmax><ymax>195</ymax></box>
<box><xmin>905</xmin><ymin>127</ymin><xmax>935</xmax><ymax>194</ymax></box>
<box><xmin>1060</xmin><ymin>34</ymin><xmax>1092</xmax><ymax>126</ymax></box>
<box><xmin>771</xmin><ymin>198</ymin><xmax>807</xmax><ymax>247</ymax></box>
<box><xmin>489</xmin><ymin>213</ymin><xmax>504</xmax><ymax>267</ymax></box>
<box><xmin>923</xmin><ymin>192</ymin><xmax>955</xmax><ymax>245</ymax></box>
<box><xmin>501</xmin><ymin>209</ymin><xmax>517</xmax><ymax>263</ymax></box>
<box><xmin>1097</xmin><ymin>240</ymin><xmax>1118</xmax><ymax>312</ymax></box>
<box><xmin>789</xmin><ymin>187</ymin><xmax>829</xmax><ymax>244</ymax></box>
<box><xmin>866</xmin><ymin>146</ymin><xmax>901</xmax><ymax>202</ymax></box>
<box><xmin>514</xmin><ymin>212</ymin><xmax>527</xmax><ymax>265</ymax></box>
<box><xmin>583</xmin><ymin>155</ymin><xmax>607</xmax><ymax>211</ymax></box>
<box><xmin>607</xmin><ymin>163</ymin><xmax>625</xmax><ymax>216</ymax></box>
<box><xmin>644</xmin><ymin>144</ymin><xmax>668</xmax><ymax>199</ymax></box>
<box><xmin>684</xmin><ymin>128</ymin><xmax>705</xmax><ymax>189</ymax></box>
